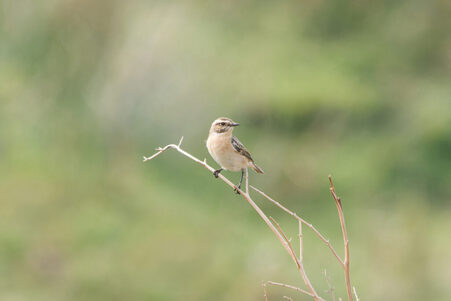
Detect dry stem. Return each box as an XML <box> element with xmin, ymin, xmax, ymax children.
<box><xmin>353</xmin><ymin>287</ymin><xmax>360</xmax><ymax>301</ymax></box>
<box><xmin>269</xmin><ymin>217</ymin><xmax>322</xmax><ymax>300</ymax></box>
<box><xmin>329</xmin><ymin>176</ymin><xmax>353</xmax><ymax>301</ymax></box>
<box><xmin>299</xmin><ymin>221</ymin><xmax>303</xmax><ymax>263</ymax></box>
<box><xmin>262</xmin><ymin>281</ymin><xmax>268</xmax><ymax>301</ymax></box>
<box><xmin>250</xmin><ymin>186</ymin><xmax>344</xmax><ymax>267</ymax></box>
<box><xmin>266</xmin><ymin>281</ymin><xmax>314</xmax><ymax>298</ymax></box>
<box><xmin>144</xmin><ymin>139</ymin><xmax>355</xmax><ymax>301</ymax></box>
<box><xmin>251</xmin><ymin>180</ymin><xmax>354</xmax><ymax>301</ymax></box>
<box><xmin>324</xmin><ymin>269</ymin><xmax>336</xmax><ymax>301</ymax></box>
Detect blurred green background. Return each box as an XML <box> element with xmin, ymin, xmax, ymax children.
<box><xmin>1</xmin><ymin>0</ymin><xmax>451</xmax><ymax>300</ymax></box>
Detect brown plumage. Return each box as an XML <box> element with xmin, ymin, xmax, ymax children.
<box><xmin>230</xmin><ymin>136</ymin><xmax>264</xmax><ymax>174</ymax></box>
<box><xmin>206</xmin><ymin>117</ymin><xmax>264</xmax><ymax>192</ymax></box>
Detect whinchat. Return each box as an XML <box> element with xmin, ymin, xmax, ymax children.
<box><xmin>206</xmin><ymin>117</ymin><xmax>264</xmax><ymax>193</ymax></box>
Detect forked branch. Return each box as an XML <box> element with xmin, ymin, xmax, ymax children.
<box><xmin>144</xmin><ymin>139</ymin><xmax>354</xmax><ymax>301</ymax></box>
<box><xmin>250</xmin><ymin>185</ymin><xmax>344</xmax><ymax>266</ymax></box>
<box><xmin>269</xmin><ymin>216</ymin><xmax>322</xmax><ymax>300</ymax></box>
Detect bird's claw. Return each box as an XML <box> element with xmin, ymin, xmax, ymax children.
<box><xmin>234</xmin><ymin>186</ymin><xmax>241</xmax><ymax>195</ymax></box>
<box><xmin>213</xmin><ymin>169</ymin><xmax>222</xmax><ymax>178</ymax></box>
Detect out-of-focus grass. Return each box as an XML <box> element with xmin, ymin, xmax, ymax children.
<box><xmin>1</xmin><ymin>1</ymin><xmax>451</xmax><ymax>300</ymax></box>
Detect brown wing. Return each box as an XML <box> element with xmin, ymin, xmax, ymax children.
<box><xmin>231</xmin><ymin>136</ymin><xmax>254</xmax><ymax>162</ymax></box>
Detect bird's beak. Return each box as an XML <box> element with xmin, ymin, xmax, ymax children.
<box><xmin>231</xmin><ymin>123</ymin><xmax>240</xmax><ymax>127</ymax></box>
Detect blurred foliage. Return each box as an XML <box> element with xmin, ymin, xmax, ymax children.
<box><xmin>1</xmin><ymin>0</ymin><xmax>450</xmax><ymax>300</ymax></box>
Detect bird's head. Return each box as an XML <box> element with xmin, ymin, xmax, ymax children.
<box><xmin>210</xmin><ymin>117</ymin><xmax>239</xmax><ymax>135</ymax></box>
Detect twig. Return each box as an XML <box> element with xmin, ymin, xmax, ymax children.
<box><xmin>283</xmin><ymin>296</ymin><xmax>293</xmax><ymax>301</ymax></box>
<box><xmin>144</xmin><ymin>137</ymin><xmax>245</xmax><ymax>195</ymax></box>
<box><xmin>329</xmin><ymin>175</ymin><xmax>353</xmax><ymax>301</ymax></box>
<box><xmin>250</xmin><ymin>185</ymin><xmax>344</xmax><ymax>267</ymax></box>
<box><xmin>262</xmin><ymin>281</ymin><xmax>268</xmax><ymax>301</ymax></box>
<box><xmin>266</xmin><ymin>281</ymin><xmax>314</xmax><ymax>298</ymax></box>
<box><xmin>353</xmin><ymin>287</ymin><xmax>360</xmax><ymax>301</ymax></box>
<box><xmin>269</xmin><ymin>217</ymin><xmax>299</xmax><ymax>268</ymax></box>
<box><xmin>299</xmin><ymin>221</ymin><xmax>303</xmax><ymax>263</ymax></box>
<box><xmin>269</xmin><ymin>217</ymin><xmax>323</xmax><ymax>301</ymax></box>
<box><xmin>144</xmin><ymin>140</ymin><xmax>356</xmax><ymax>301</ymax></box>
<box><xmin>323</xmin><ymin>269</ymin><xmax>336</xmax><ymax>301</ymax></box>
<box><xmin>177</xmin><ymin>136</ymin><xmax>184</xmax><ymax>147</ymax></box>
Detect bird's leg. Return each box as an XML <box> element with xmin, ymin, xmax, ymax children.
<box><xmin>234</xmin><ymin>169</ymin><xmax>245</xmax><ymax>194</ymax></box>
<box><xmin>213</xmin><ymin>168</ymin><xmax>223</xmax><ymax>178</ymax></box>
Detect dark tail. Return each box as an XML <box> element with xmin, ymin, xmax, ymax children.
<box><xmin>251</xmin><ymin>162</ymin><xmax>264</xmax><ymax>174</ymax></box>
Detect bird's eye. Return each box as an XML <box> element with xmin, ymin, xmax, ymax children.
<box><xmin>220</xmin><ymin>122</ymin><xmax>226</xmax><ymax>126</ymax></box>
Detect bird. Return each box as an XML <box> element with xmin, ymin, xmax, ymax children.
<box><xmin>206</xmin><ymin>117</ymin><xmax>264</xmax><ymax>193</ymax></box>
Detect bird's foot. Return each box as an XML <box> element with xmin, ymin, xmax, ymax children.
<box><xmin>234</xmin><ymin>185</ymin><xmax>241</xmax><ymax>195</ymax></box>
<box><xmin>213</xmin><ymin>168</ymin><xmax>223</xmax><ymax>178</ymax></box>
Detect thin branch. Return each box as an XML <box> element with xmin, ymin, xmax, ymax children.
<box><xmin>269</xmin><ymin>217</ymin><xmax>323</xmax><ymax>301</ymax></box>
<box><xmin>299</xmin><ymin>221</ymin><xmax>303</xmax><ymax>263</ymax></box>
<box><xmin>353</xmin><ymin>287</ymin><xmax>360</xmax><ymax>301</ymax></box>
<box><xmin>329</xmin><ymin>175</ymin><xmax>353</xmax><ymax>301</ymax></box>
<box><xmin>262</xmin><ymin>281</ymin><xmax>268</xmax><ymax>301</ymax></box>
<box><xmin>144</xmin><ymin>140</ymin><xmax>356</xmax><ymax>301</ymax></box>
<box><xmin>283</xmin><ymin>296</ymin><xmax>293</xmax><ymax>301</ymax></box>
<box><xmin>269</xmin><ymin>217</ymin><xmax>300</xmax><ymax>268</ymax></box>
<box><xmin>323</xmin><ymin>269</ymin><xmax>336</xmax><ymax>301</ymax></box>
<box><xmin>266</xmin><ymin>281</ymin><xmax>314</xmax><ymax>298</ymax></box>
<box><xmin>250</xmin><ymin>185</ymin><xmax>344</xmax><ymax>267</ymax></box>
<box><xmin>144</xmin><ymin>137</ymin><xmax>244</xmax><ymax>195</ymax></box>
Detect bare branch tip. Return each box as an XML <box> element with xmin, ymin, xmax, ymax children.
<box><xmin>353</xmin><ymin>287</ymin><xmax>360</xmax><ymax>301</ymax></box>
<box><xmin>178</xmin><ymin>136</ymin><xmax>184</xmax><ymax>147</ymax></box>
<box><xmin>262</xmin><ymin>281</ymin><xmax>268</xmax><ymax>301</ymax></box>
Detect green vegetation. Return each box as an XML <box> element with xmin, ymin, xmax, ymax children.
<box><xmin>1</xmin><ymin>1</ymin><xmax>450</xmax><ymax>300</ymax></box>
